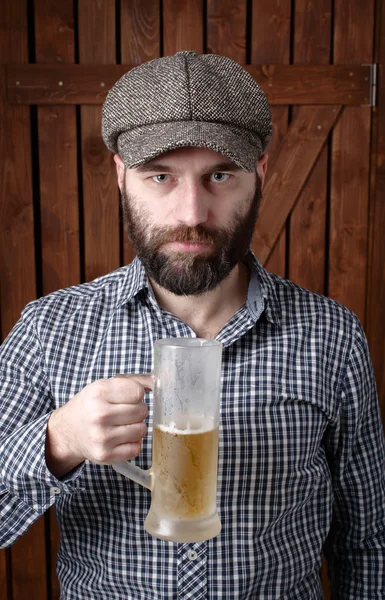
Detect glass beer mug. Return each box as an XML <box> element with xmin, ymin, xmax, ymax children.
<box><xmin>113</xmin><ymin>338</ymin><xmax>222</xmax><ymax>543</ymax></box>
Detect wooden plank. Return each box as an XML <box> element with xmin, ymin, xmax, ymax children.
<box><xmin>120</xmin><ymin>0</ymin><xmax>160</xmax><ymax>66</ymax></box>
<box><xmin>206</xmin><ymin>0</ymin><xmax>247</xmax><ymax>62</ymax></box>
<box><xmin>329</xmin><ymin>0</ymin><xmax>375</xmax><ymax>323</ymax></box>
<box><xmin>48</xmin><ymin>508</ymin><xmax>60</xmax><ymax>600</ymax></box>
<box><xmin>252</xmin><ymin>0</ymin><xmax>291</xmax><ymax>278</ymax></box>
<box><xmin>366</xmin><ymin>0</ymin><xmax>385</xmax><ymax>419</ymax></box>
<box><xmin>252</xmin><ymin>0</ymin><xmax>291</xmax><ymax>65</ymax></box>
<box><xmin>331</xmin><ymin>121</ymin><xmax>372</xmax><ymax>310</ymax></box>
<box><xmin>78</xmin><ymin>0</ymin><xmax>119</xmax><ymax>282</ymax></box>
<box><xmin>292</xmin><ymin>3</ymin><xmax>332</xmax><ymax>598</ymax></box>
<box><xmin>35</xmin><ymin>0</ymin><xmax>79</xmax><ymax>295</ymax></box>
<box><xmin>290</xmin><ymin>0</ymin><xmax>331</xmax><ymax>294</ymax></box>
<box><xmin>0</xmin><ymin>12</ymin><xmax>36</xmax><ymax>340</ymax></box>
<box><xmin>34</xmin><ymin>1</ymin><xmax>79</xmax><ymax>597</ymax></box>
<box><xmin>37</xmin><ymin>106</ymin><xmax>80</xmax><ymax>293</ymax></box>
<box><xmin>0</xmin><ymin>550</ymin><xmax>7</xmax><ymax>600</ymax></box>
<box><xmin>6</xmin><ymin>64</ymin><xmax>372</xmax><ymax>106</ymax></box>
<box><xmin>49</xmin><ymin>512</ymin><xmax>60</xmax><ymax>600</ymax></box>
<box><xmin>333</xmin><ymin>1</ymin><xmax>375</xmax><ymax>63</ymax></box>
<box><xmin>252</xmin><ymin>105</ymin><xmax>342</xmax><ymax>265</ymax></box>
<box><xmin>288</xmin><ymin>144</ymin><xmax>328</xmax><ymax>292</ymax></box>
<box><xmin>0</xmin><ymin>2</ymin><xmax>44</xmax><ymax>598</ymax></box>
<box><xmin>163</xmin><ymin>0</ymin><xmax>203</xmax><ymax>54</ymax></box>
<box><xmin>10</xmin><ymin>527</ymin><xmax>49</xmax><ymax>600</ymax></box>
<box><xmin>293</xmin><ymin>0</ymin><xmax>332</xmax><ymax>63</ymax></box>
<box><xmin>120</xmin><ymin>1</ymin><xmax>160</xmax><ymax>266</ymax></box>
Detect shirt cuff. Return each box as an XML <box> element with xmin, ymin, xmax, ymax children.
<box><xmin>0</xmin><ymin>412</ymin><xmax>86</xmax><ymax>514</ymax></box>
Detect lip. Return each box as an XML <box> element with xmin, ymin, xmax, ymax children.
<box><xmin>163</xmin><ymin>241</ymin><xmax>213</xmax><ymax>253</ymax></box>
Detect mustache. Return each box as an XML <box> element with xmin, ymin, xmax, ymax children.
<box><xmin>150</xmin><ymin>224</ymin><xmax>229</xmax><ymax>248</ymax></box>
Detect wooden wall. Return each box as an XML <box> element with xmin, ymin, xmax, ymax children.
<box><xmin>1</xmin><ymin>1</ymin><xmax>384</xmax><ymax>599</ymax></box>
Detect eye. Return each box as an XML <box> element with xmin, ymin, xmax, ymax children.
<box><xmin>151</xmin><ymin>174</ymin><xmax>171</xmax><ymax>183</ymax></box>
<box><xmin>209</xmin><ymin>172</ymin><xmax>230</xmax><ymax>183</ymax></box>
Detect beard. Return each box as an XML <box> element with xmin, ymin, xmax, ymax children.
<box><xmin>121</xmin><ymin>178</ymin><xmax>262</xmax><ymax>296</ymax></box>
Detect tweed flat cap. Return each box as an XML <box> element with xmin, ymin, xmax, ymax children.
<box><xmin>102</xmin><ymin>51</ymin><xmax>272</xmax><ymax>172</ymax></box>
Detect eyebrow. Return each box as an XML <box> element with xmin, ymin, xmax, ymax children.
<box><xmin>135</xmin><ymin>161</ymin><xmax>242</xmax><ymax>174</ymax></box>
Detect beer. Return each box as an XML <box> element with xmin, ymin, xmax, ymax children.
<box><xmin>144</xmin><ymin>422</ymin><xmax>221</xmax><ymax>541</ymax></box>
<box><xmin>152</xmin><ymin>423</ymin><xmax>219</xmax><ymax>518</ymax></box>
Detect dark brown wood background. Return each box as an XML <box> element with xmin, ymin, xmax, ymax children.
<box><xmin>1</xmin><ymin>1</ymin><xmax>384</xmax><ymax>599</ymax></box>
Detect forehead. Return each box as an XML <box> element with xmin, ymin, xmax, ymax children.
<box><xmin>134</xmin><ymin>146</ymin><xmax>242</xmax><ymax>173</ymax></box>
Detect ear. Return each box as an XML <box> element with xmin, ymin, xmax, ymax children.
<box><xmin>114</xmin><ymin>154</ymin><xmax>125</xmax><ymax>191</ymax></box>
<box><xmin>256</xmin><ymin>153</ymin><xmax>268</xmax><ymax>187</ymax></box>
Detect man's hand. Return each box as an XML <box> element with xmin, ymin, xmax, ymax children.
<box><xmin>45</xmin><ymin>375</ymin><xmax>152</xmax><ymax>479</ymax></box>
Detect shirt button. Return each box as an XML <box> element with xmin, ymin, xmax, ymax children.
<box><xmin>50</xmin><ymin>487</ymin><xmax>61</xmax><ymax>495</ymax></box>
<box><xmin>187</xmin><ymin>549</ymin><xmax>198</xmax><ymax>561</ymax></box>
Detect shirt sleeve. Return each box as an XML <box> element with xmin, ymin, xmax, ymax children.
<box><xmin>323</xmin><ymin>315</ymin><xmax>385</xmax><ymax>598</ymax></box>
<box><xmin>0</xmin><ymin>301</ymin><xmax>85</xmax><ymax>549</ymax></box>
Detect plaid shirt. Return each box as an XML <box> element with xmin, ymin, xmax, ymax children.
<box><xmin>1</xmin><ymin>252</ymin><xmax>384</xmax><ymax>599</ymax></box>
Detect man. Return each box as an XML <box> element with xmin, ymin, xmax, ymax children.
<box><xmin>0</xmin><ymin>51</ymin><xmax>384</xmax><ymax>599</ymax></box>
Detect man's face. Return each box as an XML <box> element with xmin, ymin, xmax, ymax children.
<box><xmin>117</xmin><ymin>147</ymin><xmax>266</xmax><ymax>296</ymax></box>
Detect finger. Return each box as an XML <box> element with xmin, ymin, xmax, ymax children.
<box><xmin>110</xmin><ymin>441</ymin><xmax>142</xmax><ymax>463</ymax></box>
<box><xmin>113</xmin><ymin>373</ymin><xmax>153</xmax><ymax>391</ymax></box>
<box><xmin>106</xmin><ymin>376</ymin><xmax>152</xmax><ymax>405</ymax></box>
<box><xmin>94</xmin><ymin>441</ymin><xmax>143</xmax><ymax>465</ymax></box>
<box><xmin>94</xmin><ymin>402</ymin><xmax>148</xmax><ymax>426</ymax></box>
<box><xmin>110</xmin><ymin>422</ymin><xmax>147</xmax><ymax>445</ymax></box>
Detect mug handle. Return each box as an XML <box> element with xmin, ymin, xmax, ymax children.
<box><xmin>112</xmin><ymin>461</ymin><xmax>152</xmax><ymax>490</ymax></box>
<box><xmin>111</xmin><ymin>372</ymin><xmax>154</xmax><ymax>490</ymax></box>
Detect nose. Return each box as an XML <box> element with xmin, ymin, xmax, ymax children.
<box><xmin>175</xmin><ymin>181</ymin><xmax>209</xmax><ymax>227</ymax></box>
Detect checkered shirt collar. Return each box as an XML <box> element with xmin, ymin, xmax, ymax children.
<box><xmin>115</xmin><ymin>250</ymin><xmax>282</xmax><ymax>327</ymax></box>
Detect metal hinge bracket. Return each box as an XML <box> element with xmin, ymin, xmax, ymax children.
<box><xmin>362</xmin><ymin>63</ymin><xmax>377</xmax><ymax>107</ymax></box>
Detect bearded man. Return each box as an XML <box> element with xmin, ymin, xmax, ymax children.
<box><xmin>1</xmin><ymin>51</ymin><xmax>384</xmax><ymax>599</ymax></box>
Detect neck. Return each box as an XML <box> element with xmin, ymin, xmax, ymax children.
<box><xmin>149</xmin><ymin>262</ymin><xmax>250</xmax><ymax>339</ymax></box>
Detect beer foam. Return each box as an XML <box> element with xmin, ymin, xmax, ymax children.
<box><xmin>157</xmin><ymin>417</ymin><xmax>216</xmax><ymax>435</ymax></box>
